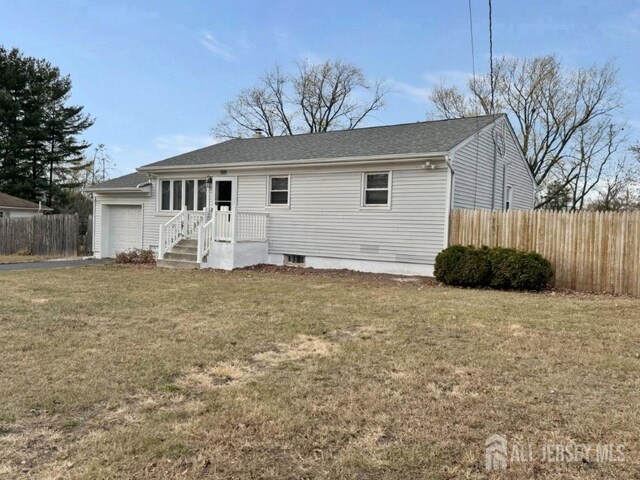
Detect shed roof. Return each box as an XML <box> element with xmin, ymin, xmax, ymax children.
<box><xmin>0</xmin><ymin>192</ymin><xmax>52</xmax><ymax>210</ymax></box>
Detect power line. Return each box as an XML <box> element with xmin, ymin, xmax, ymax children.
<box><xmin>468</xmin><ymin>0</ymin><xmax>481</xmax><ymax>209</ymax></box>
<box><xmin>468</xmin><ymin>0</ymin><xmax>477</xmax><ymax>85</ymax></box>
<box><xmin>489</xmin><ymin>0</ymin><xmax>495</xmax><ymax>115</ymax></box>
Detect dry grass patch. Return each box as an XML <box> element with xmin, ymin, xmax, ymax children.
<box><xmin>0</xmin><ymin>265</ymin><xmax>639</xmax><ymax>478</ymax></box>
<box><xmin>0</xmin><ymin>254</ymin><xmax>53</xmax><ymax>264</ymax></box>
<box><xmin>253</xmin><ymin>334</ymin><xmax>335</xmax><ymax>364</ymax></box>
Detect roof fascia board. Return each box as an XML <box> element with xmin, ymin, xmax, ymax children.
<box><xmin>447</xmin><ymin>115</ymin><xmax>502</xmax><ymax>157</ymax></box>
<box><xmin>0</xmin><ymin>206</ymin><xmax>52</xmax><ymax>211</ymax></box>
<box><xmin>85</xmin><ymin>186</ymin><xmax>151</xmax><ymax>194</ymax></box>
<box><xmin>500</xmin><ymin>115</ymin><xmax>538</xmax><ymax>186</ymax></box>
<box><xmin>447</xmin><ymin>114</ymin><xmax>537</xmax><ymax>187</ymax></box>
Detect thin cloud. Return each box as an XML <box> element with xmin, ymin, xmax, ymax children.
<box><xmin>390</xmin><ymin>70</ymin><xmax>473</xmax><ymax>105</ymax></box>
<box><xmin>273</xmin><ymin>28</ymin><xmax>292</xmax><ymax>50</ymax></box>
<box><xmin>422</xmin><ymin>70</ymin><xmax>472</xmax><ymax>89</ymax></box>
<box><xmin>199</xmin><ymin>31</ymin><xmax>236</xmax><ymax>62</ymax></box>
<box><xmin>605</xmin><ymin>6</ymin><xmax>640</xmax><ymax>39</ymax></box>
<box><xmin>153</xmin><ymin>134</ymin><xmax>216</xmax><ymax>156</ymax></box>
<box><xmin>298</xmin><ymin>51</ymin><xmax>326</xmax><ymax>66</ymax></box>
<box><xmin>389</xmin><ymin>79</ymin><xmax>432</xmax><ymax>103</ymax></box>
<box><xmin>237</xmin><ymin>31</ymin><xmax>253</xmax><ymax>50</ymax></box>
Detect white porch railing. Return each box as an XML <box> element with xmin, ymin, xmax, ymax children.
<box><xmin>166</xmin><ymin>210</ymin><xmax>268</xmax><ymax>264</ymax></box>
<box><xmin>236</xmin><ymin>212</ymin><xmax>268</xmax><ymax>242</ymax></box>
<box><xmin>196</xmin><ymin>217</ymin><xmax>215</xmax><ymax>263</ymax></box>
<box><xmin>213</xmin><ymin>210</ymin><xmax>234</xmax><ymax>242</ymax></box>
<box><xmin>158</xmin><ymin>208</ymin><xmax>206</xmax><ymax>259</ymax></box>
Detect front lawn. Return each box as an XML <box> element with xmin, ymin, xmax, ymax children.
<box><xmin>0</xmin><ymin>265</ymin><xmax>638</xmax><ymax>478</ymax></box>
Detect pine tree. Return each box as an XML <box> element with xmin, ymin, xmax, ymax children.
<box><xmin>0</xmin><ymin>46</ymin><xmax>94</xmax><ymax>206</ymax></box>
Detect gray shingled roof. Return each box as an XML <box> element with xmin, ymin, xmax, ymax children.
<box><xmin>0</xmin><ymin>192</ymin><xmax>53</xmax><ymax>210</ymax></box>
<box><xmin>88</xmin><ymin>171</ymin><xmax>148</xmax><ymax>190</ymax></box>
<box><xmin>142</xmin><ymin>115</ymin><xmax>499</xmax><ymax>169</ymax></box>
<box><xmin>92</xmin><ymin>115</ymin><xmax>500</xmax><ymax>190</ymax></box>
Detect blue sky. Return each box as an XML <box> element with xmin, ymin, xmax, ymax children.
<box><xmin>1</xmin><ymin>0</ymin><xmax>639</xmax><ymax>176</ymax></box>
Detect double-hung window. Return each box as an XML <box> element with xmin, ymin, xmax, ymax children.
<box><xmin>160</xmin><ymin>179</ymin><xmax>207</xmax><ymax>211</ymax></box>
<box><xmin>363</xmin><ymin>172</ymin><xmax>391</xmax><ymax>207</ymax></box>
<box><xmin>268</xmin><ymin>176</ymin><xmax>289</xmax><ymax>206</ymax></box>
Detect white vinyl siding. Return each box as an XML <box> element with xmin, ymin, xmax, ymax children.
<box><xmin>450</xmin><ymin>117</ymin><xmax>534</xmax><ymax>210</ymax></box>
<box><xmin>95</xmin><ymin>162</ymin><xmax>449</xmax><ymax>265</ymax></box>
<box><xmin>237</xmin><ymin>165</ymin><xmax>448</xmax><ymax>265</ymax></box>
<box><xmin>237</xmin><ymin>175</ymin><xmax>268</xmax><ymax>211</ymax></box>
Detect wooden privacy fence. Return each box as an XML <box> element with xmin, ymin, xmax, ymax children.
<box><xmin>0</xmin><ymin>214</ymin><xmax>80</xmax><ymax>257</ymax></box>
<box><xmin>449</xmin><ymin>209</ymin><xmax>640</xmax><ymax>296</ymax></box>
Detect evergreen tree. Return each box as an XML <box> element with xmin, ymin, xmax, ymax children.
<box><xmin>0</xmin><ymin>46</ymin><xmax>94</xmax><ymax>206</ymax></box>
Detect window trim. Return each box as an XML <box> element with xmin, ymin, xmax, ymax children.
<box><xmin>361</xmin><ymin>171</ymin><xmax>392</xmax><ymax>208</ymax></box>
<box><xmin>158</xmin><ymin>178</ymin><xmax>207</xmax><ymax>212</ymax></box>
<box><xmin>267</xmin><ymin>175</ymin><xmax>290</xmax><ymax>208</ymax></box>
<box><xmin>505</xmin><ymin>184</ymin><xmax>513</xmax><ymax>211</ymax></box>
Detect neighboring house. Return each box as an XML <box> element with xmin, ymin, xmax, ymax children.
<box><xmin>0</xmin><ymin>192</ymin><xmax>52</xmax><ymax>218</ymax></box>
<box><xmin>87</xmin><ymin>114</ymin><xmax>535</xmax><ymax>276</ymax></box>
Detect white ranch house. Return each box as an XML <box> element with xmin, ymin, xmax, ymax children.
<box><xmin>88</xmin><ymin>115</ymin><xmax>534</xmax><ymax>276</ymax></box>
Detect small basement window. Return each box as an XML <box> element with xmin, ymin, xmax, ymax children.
<box><xmin>285</xmin><ymin>254</ymin><xmax>305</xmax><ymax>265</ymax></box>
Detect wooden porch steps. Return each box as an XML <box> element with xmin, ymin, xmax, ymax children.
<box><xmin>157</xmin><ymin>238</ymin><xmax>201</xmax><ymax>269</ymax></box>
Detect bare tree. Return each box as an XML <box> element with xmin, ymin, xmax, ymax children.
<box><xmin>555</xmin><ymin>120</ymin><xmax>627</xmax><ymax>210</ymax></box>
<box><xmin>429</xmin><ymin>55</ymin><xmax>626</xmax><ymax>209</ymax></box>
<box><xmin>588</xmin><ymin>155</ymin><xmax>639</xmax><ymax>211</ymax></box>
<box><xmin>214</xmin><ymin>60</ymin><xmax>387</xmax><ymax>138</ymax></box>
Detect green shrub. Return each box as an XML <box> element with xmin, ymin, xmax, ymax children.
<box><xmin>489</xmin><ymin>247</ymin><xmax>552</xmax><ymax>291</ymax></box>
<box><xmin>435</xmin><ymin>245</ymin><xmax>553</xmax><ymax>291</ymax></box>
<box><xmin>434</xmin><ymin>245</ymin><xmax>492</xmax><ymax>287</ymax></box>
<box><xmin>114</xmin><ymin>249</ymin><xmax>156</xmax><ymax>265</ymax></box>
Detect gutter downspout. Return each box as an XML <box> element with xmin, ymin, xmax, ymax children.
<box><xmin>490</xmin><ymin>120</ymin><xmax>498</xmax><ymax>210</ymax></box>
<box><xmin>444</xmin><ymin>154</ymin><xmax>455</xmax><ymax>248</ymax></box>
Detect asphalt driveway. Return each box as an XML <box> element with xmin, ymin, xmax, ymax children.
<box><xmin>0</xmin><ymin>258</ymin><xmax>111</xmax><ymax>272</ymax></box>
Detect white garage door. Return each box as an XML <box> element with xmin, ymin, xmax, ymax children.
<box><xmin>105</xmin><ymin>205</ymin><xmax>142</xmax><ymax>257</ymax></box>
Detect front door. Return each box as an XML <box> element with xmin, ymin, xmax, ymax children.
<box><xmin>210</xmin><ymin>177</ymin><xmax>235</xmax><ymax>241</ymax></box>
<box><xmin>213</xmin><ymin>180</ymin><xmax>233</xmax><ymax>211</ymax></box>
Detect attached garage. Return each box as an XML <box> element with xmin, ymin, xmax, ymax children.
<box><xmin>102</xmin><ymin>204</ymin><xmax>142</xmax><ymax>257</ymax></box>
